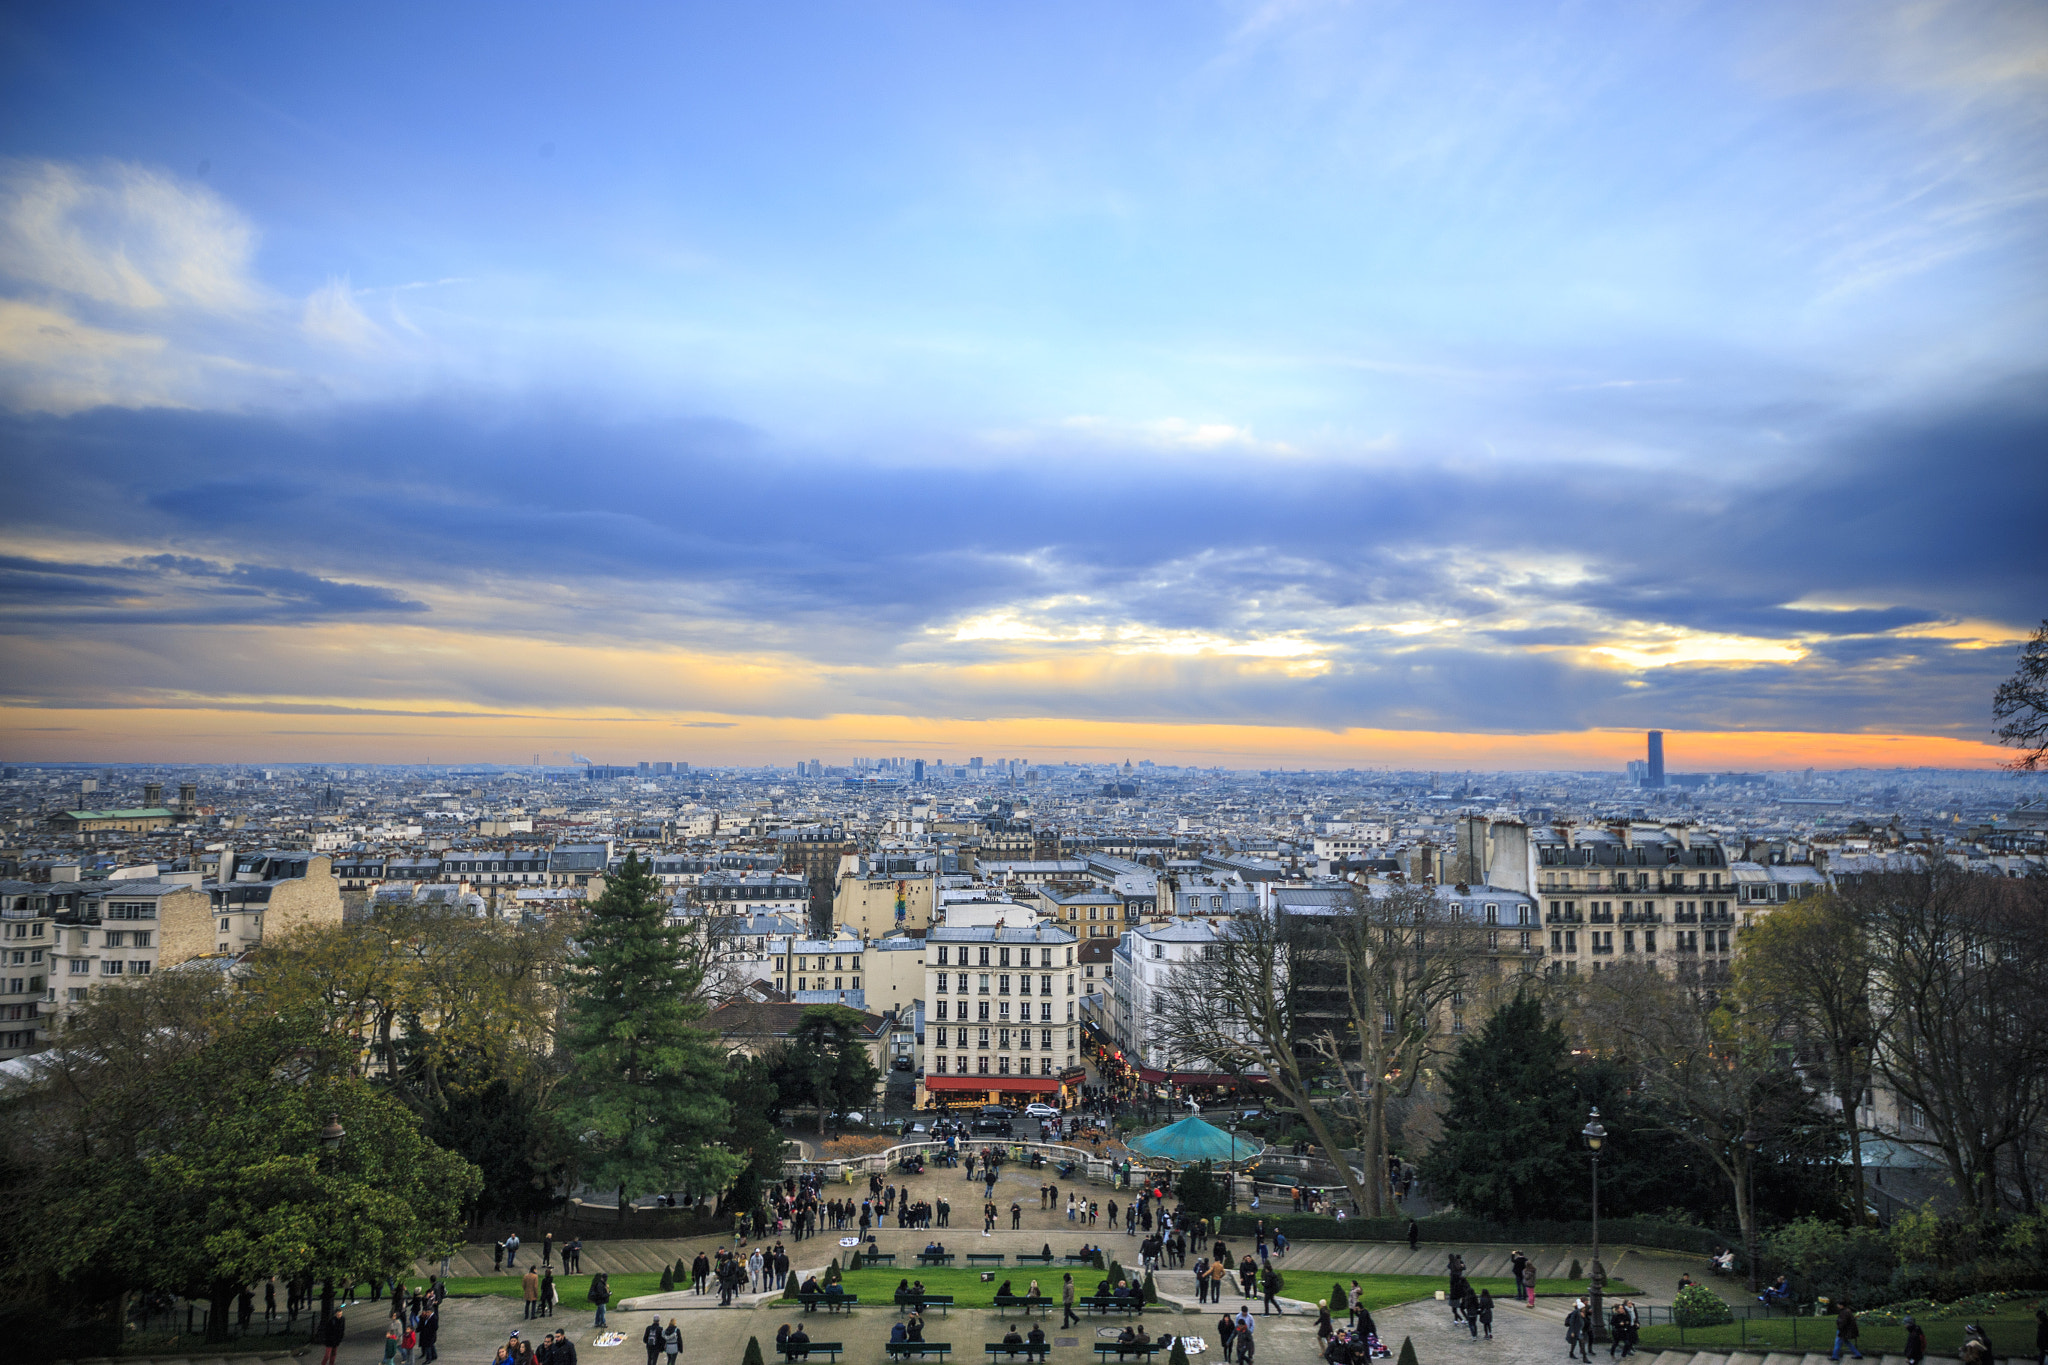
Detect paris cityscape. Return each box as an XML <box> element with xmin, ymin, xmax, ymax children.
<box><xmin>2</xmin><ymin>4</ymin><xmax>2045</xmax><ymax>1365</ymax></box>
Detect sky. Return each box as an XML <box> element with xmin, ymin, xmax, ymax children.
<box><xmin>1</xmin><ymin>0</ymin><xmax>2044</xmax><ymax>770</ymax></box>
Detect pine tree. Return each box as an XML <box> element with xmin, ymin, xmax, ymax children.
<box><xmin>558</xmin><ymin>853</ymin><xmax>742</xmax><ymax>1209</ymax></box>
<box><xmin>1415</xmin><ymin>990</ymin><xmax>1579</xmax><ymax>1223</ymax></box>
<box><xmin>742</xmin><ymin>1338</ymin><xmax>766</xmax><ymax>1365</ymax></box>
<box><xmin>675</xmin><ymin>1257</ymin><xmax>687</xmax><ymax>1281</ymax></box>
<box><xmin>1168</xmin><ymin>1337</ymin><xmax>1189</xmax><ymax>1365</ymax></box>
<box><xmin>1397</xmin><ymin>1336</ymin><xmax>1418</xmax><ymax>1365</ymax></box>
<box><xmin>1331</xmin><ymin>1282</ymin><xmax>1348</xmax><ymax>1318</ymax></box>
<box><xmin>1141</xmin><ymin>1270</ymin><xmax>1157</xmax><ymax>1302</ymax></box>
<box><xmin>659</xmin><ymin>1265</ymin><xmax>674</xmax><ymax>1292</ymax></box>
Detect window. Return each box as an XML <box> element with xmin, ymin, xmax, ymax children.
<box><xmin>977</xmin><ymin>1056</ymin><xmax>989</xmax><ymax>1074</ymax></box>
<box><xmin>1040</xmin><ymin>973</ymin><xmax>1051</xmax><ymax>994</ymax></box>
<box><xmin>1040</xmin><ymin>1002</ymin><xmax>1052</xmax><ymax>1021</ymax></box>
<box><xmin>1040</xmin><ymin>948</ymin><xmax>1052</xmax><ymax>967</ymax></box>
<box><xmin>1041</xmin><ymin>1028</ymin><xmax>1052</xmax><ymax>1049</ymax></box>
<box><xmin>1484</xmin><ymin>903</ymin><xmax>1498</xmax><ymax>924</ymax></box>
<box><xmin>999</xmin><ymin>947</ymin><xmax>1011</xmax><ymax>967</ymax></box>
<box><xmin>934</xmin><ymin>1055</ymin><xmax>947</xmax><ymax>1074</ymax></box>
<box><xmin>998</xmin><ymin>974</ymin><xmax>1011</xmax><ymax>994</ymax></box>
<box><xmin>220</xmin><ymin>918</ymin><xmax>232</xmax><ymax>932</ymax></box>
<box><xmin>978</xmin><ymin>973</ymin><xmax>991</xmax><ymax>994</ymax></box>
<box><xmin>1644</xmin><ymin>930</ymin><xmax>1657</xmax><ymax>952</ymax></box>
<box><xmin>1041</xmin><ymin>1057</ymin><xmax>1054</xmax><ymax>1075</ymax></box>
<box><xmin>69</xmin><ymin>960</ymin><xmax>89</xmax><ymax>975</ymax></box>
<box><xmin>977</xmin><ymin>1002</ymin><xmax>989</xmax><ymax>1021</ymax></box>
<box><xmin>938</xmin><ymin>947</ymin><xmax>949</xmax><ymax>965</ymax></box>
<box><xmin>131</xmin><ymin>961</ymin><xmax>150</xmax><ymax>974</ymax></box>
<box><xmin>936</xmin><ymin>999</ymin><xmax>948</xmax><ymax>1020</ymax></box>
<box><xmin>103</xmin><ymin>931</ymin><xmax>125</xmax><ymax>948</ymax></box>
<box><xmin>100</xmin><ymin>960</ymin><xmax>124</xmax><ymax>976</ymax></box>
<box><xmin>978</xmin><ymin>947</ymin><xmax>990</xmax><ymax>966</ymax></box>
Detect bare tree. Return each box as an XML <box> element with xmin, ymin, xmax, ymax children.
<box><xmin>1992</xmin><ymin>618</ymin><xmax>2048</xmax><ymax>769</ymax></box>
<box><xmin>1732</xmin><ymin>894</ymin><xmax>1877</xmax><ymax>1221</ymax></box>
<box><xmin>1574</xmin><ymin>961</ymin><xmax>1785</xmax><ymax>1252</ymax></box>
<box><xmin>1293</xmin><ymin>884</ymin><xmax>1488</xmax><ymax>1218</ymax></box>
<box><xmin>1843</xmin><ymin>862</ymin><xmax>2048</xmax><ymax>1220</ymax></box>
<box><xmin>1149</xmin><ymin>911</ymin><xmax>1377</xmax><ymax>1214</ymax></box>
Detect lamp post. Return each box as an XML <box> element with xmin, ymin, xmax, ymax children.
<box><xmin>1741</xmin><ymin>1125</ymin><xmax>1763</xmax><ymax>1296</ymax></box>
<box><xmin>1582</xmin><ymin>1107</ymin><xmax>1608</xmax><ymax>1345</ymax></box>
<box><xmin>315</xmin><ymin>1114</ymin><xmax>345</xmax><ymax>1339</ymax></box>
<box><xmin>1227</xmin><ymin>1121</ymin><xmax>1240</xmax><ymax>1210</ymax></box>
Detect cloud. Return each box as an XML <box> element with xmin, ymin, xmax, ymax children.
<box><xmin>0</xmin><ymin>552</ymin><xmax>427</xmax><ymax>628</ymax></box>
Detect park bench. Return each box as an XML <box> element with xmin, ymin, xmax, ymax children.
<box><xmin>1081</xmin><ymin>1297</ymin><xmax>1144</xmax><ymax>1316</ymax></box>
<box><xmin>1062</xmin><ymin>1255</ymin><xmax>1099</xmax><ymax>1265</ymax></box>
<box><xmin>885</xmin><ymin>1343</ymin><xmax>952</xmax><ymax>1361</ymax></box>
<box><xmin>896</xmin><ymin>1293</ymin><xmax>955</xmax><ymax>1316</ymax></box>
<box><xmin>1015</xmin><ymin>1252</ymin><xmax>1055</xmax><ymax>1264</ymax></box>
<box><xmin>918</xmin><ymin>1253</ymin><xmax>957</xmax><ymax>1266</ymax></box>
<box><xmin>795</xmin><ymin>1291</ymin><xmax>860</xmax><ymax>1314</ymax></box>
<box><xmin>993</xmin><ymin>1295</ymin><xmax>1049</xmax><ymax>1317</ymax></box>
<box><xmin>985</xmin><ymin>1344</ymin><xmax>1049</xmax><ymax>1362</ymax></box>
<box><xmin>1092</xmin><ymin>1345</ymin><xmax>1159</xmax><ymax>1361</ymax></box>
<box><xmin>866</xmin><ymin>1253</ymin><xmax>898</xmax><ymax>1266</ymax></box>
<box><xmin>968</xmin><ymin>1254</ymin><xmax>1006</xmax><ymax>1266</ymax></box>
<box><xmin>776</xmin><ymin>1343</ymin><xmax>842</xmax><ymax>1363</ymax></box>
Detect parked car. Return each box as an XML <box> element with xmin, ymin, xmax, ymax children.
<box><xmin>892</xmin><ymin>1056</ymin><xmax>914</xmax><ymax>1071</ymax></box>
<box><xmin>972</xmin><ymin>1118</ymin><xmax>1014</xmax><ymax>1136</ymax></box>
<box><xmin>1024</xmin><ymin>1102</ymin><xmax>1060</xmax><ymax>1118</ymax></box>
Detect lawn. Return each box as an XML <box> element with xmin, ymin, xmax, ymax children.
<box><xmin>767</xmin><ymin>1267</ymin><xmax>1635</xmax><ymax>1311</ymax></box>
<box><xmin>440</xmin><ymin>1272</ymin><xmax>671</xmax><ymax>1305</ymax></box>
<box><xmin>1634</xmin><ymin>1305</ymin><xmax>2042</xmax><ymax>1358</ymax></box>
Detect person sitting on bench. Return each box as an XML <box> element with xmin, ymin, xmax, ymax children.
<box><xmin>1759</xmin><ymin>1275</ymin><xmax>1792</xmax><ymax>1306</ymax></box>
<box><xmin>910</xmin><ymin>1281</ymin><xmax>928</xmax><ymax>1301</ymax></box>
<box><xmin>998</xmin><ymin>1280</ymin><xmax>1015</xmax><ymax>1300</ymax></box>
<box><xmin>787</xmin><ymin>1325</ymin><xmax>811</xmax><ymax>1357</ymax></box>
<box><xmin>1003</xmin><ymin>1328</ymin><xmax>1024</xmax><ymax>1347</ymax></box>
<box><xmin>925</xmin><ymin>1243</ymin><xmax>947</xmax><ymax>1257</ymax></box>
<box><xmin>1716</xmin><ymin>1249</ymin><xmax>1738</xmax><ymax>1274</ymax></box>
<box><xmin>891</xmin><ymin>1324</ymin><xmax>908</xmax><ymax>1346</ymax></box>
<box><xmin>1026</xmin><ymin>1328</ymin><xmax>1047</xmax><ymax>1350</ymax></box>
<box><xmin>898</xmin><ymin>1280</ymin><xmax>913</xmax><ymax>1298</ymax></box>
<box><xmin>776</xmin><ymin>1325</ymin><xmax>792</xmax><ymax>1354</ymax></box>
<box><xmin>1042</xmin><ymin>1245</ymin><xmax>1054</xmax><ymax>1261</ymax></box>
<box><xmin>800</xmin><ymin>1276</ymin><xmax>822</xmax><ymax>1297</ymax></box>
<box><xmin>906</xmin><ymin>1314</ymin><xmax>926</xmax><ymax>1343</ymax></box>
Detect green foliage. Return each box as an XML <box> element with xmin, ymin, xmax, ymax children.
<box><xmin>823</xmin><ymin>1260</ymin><xmax>842</xmax><ymax>1285</ymax></box>
<box><xmin>675</xmin><ymin>1257</ymin><xmax>687</xmax><ymax>1280</ymax></box>
<box><xmin>1332</xmin><ymin>1281</ymin><xmax>1349</xmax><ymax>1314</ymax></box>
<box><xmin>16</xmin><ymin>977</ymin><xmax>481</xmax><ymax>1341</ymax></box>
<box><xmin>1672</xmin><ymin>1284</ymin><xmax>1732</xmax><ymax>1327</ymax></box>
<box><xmin>1396</xmin><ymin>1336</ymin><xmax>1418</xmax><ymax>1365</ymax></box>
<box><xmin>424</xmin><ymin>1074</ymin><xmax>567</xmax><ymax>1225</ymax></box>
<box><xmin>1108</xmin><ymin>1259</ymin><xmax>1126</xmax><ymax>1289</ymax></box>
<box><xmin>1142</xmin><ymin>1271</ymin><xmax>1157</xmax><ymax>1302</ymax></box>
<box><xmin>766</xmin><ymin>1005</ymin><xmax>883</xmax><ymax>1136</ymax></box>
<box><xmin>1168</xmin><ymin>1336</ymin><xmax>1189</xmax><ymax>1365</ymax></box>
<box><xmin>1092</xmin><ymin>1248</ymin><xmax>1105</xmax><ymax>1271</ymax></box>
<box><xmin>742</xmin><ymin>1338</ymin><xmax>766</xmax><ymax>1365</ymax></box>
<box><xmin>557</xmin><ymin>853</ymin><xmax>741</xmax><ymax>1202</ymax></box>
<box><xmin>1176</xmin><ymin>1163</ymin><xmax>1228</xmax><ymax>1224</ymax></box>
<box><xmin>1418</xmin><ymin>992</ymin><xmax>1581</xmax><ymax>1223</ymax></box>
<box><xmin>1763</xmin><ymin>1217</ymin><xmax>1897</xmax><ymax>1307</ymax></box>
<box><xmin>1213</xmin><ymin>1212</ymin><xmax>1736</xmax><ymax>1254</ymax></box>
<box><xmin>658</xmin><ymin>1266</ymin><xmax>674</xmax><ymax>1292</ymax></box>
<box><xmin>1568</xmin><ymin>1259</ymin><xmax>1582</xmax><ymax>1280</ymax></box>
<box><xmin>847</xmin><ymin>1248</ymin><xmax>863</xmax><ymax>1272</ymax></box>
<box><xmin>782</xmin><ymin>1273</ymin><xmax>799</xmax><ymax>1300</ymax></box>
<box><xmin>720</xmin><ymin>1053</ymin><xmax>786</xmax><ymax>1215</ymax></box>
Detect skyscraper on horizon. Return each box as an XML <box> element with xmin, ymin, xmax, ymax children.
<box><xmin>1647</xmin><ymin>730</ymin><xmax>1666</xmax><ymax>788</ymax></box>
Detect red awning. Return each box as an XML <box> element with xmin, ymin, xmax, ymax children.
<box><xmin>1168</xmin><ymin>1072</ymin><xmax>1243</xmax><ymax>1086</ymax></box>
<box><xmin>1137</xmin><ymin>1067</ymin><xmax>1167</xmax><ymax>1082</ymax></box>
<box><xmin>924</xmin><ymin>1075</ymin><xmax>1061</xmax><ymax>1093</ymax></box>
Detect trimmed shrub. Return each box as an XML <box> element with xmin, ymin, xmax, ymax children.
<box><xmin>1672</xmin><ymin>1284</ymin><xmax>1733</xmax><ymax>1328</ymax></box>
<box><xmin>1568</xmin><ymin>1260</ymin><xmax>1582</xmax><ymax>1280</ymax></box>
<box><xmin>658</xmin><ymin>1266</ymin><xmax>674</xmax><ymax>1292</ymax></box>
<box><xmin>742</xmin><ymin>1338</ymin><xmax>765</xmax><ymax>1365</ymax></box>
<box><xmin>847</xmin><ymin>1248</ymin><xmax>863</xmax><ymax>1272</ymax></box>
<box><xmin>1332</xmin><ymin>1282</ymin><xmax>1349</xmax><ymax>1315</ymax></box>
<box><xmin>823</xmin><ymin>1261</ymin><xmax>842</xmax><ymax>1285</ymax></box>
<box><xmin>1216</xmin><ymin>1212</ymin><xmax>1733</xmax><ymax>1255</ymax></box>
<box><xmin>1396</xmin><ymin>1335</ymin><xmax>1418</xmax><ymax>1365</ymax></box>
<box><xmin>675</xmin><ymin>1257</ymin><xmax>687</xmax><ymax>1281</ymax></box>
<box><xmin>1169</xmin><ymin>1337</ymin><xmax>1189</xmax><ymax>1365</ymax></box>
<box><xmin>1142</xmin><ymin>1271</ymin><xmax>1158</xmax><ymax>1303</ymax></box>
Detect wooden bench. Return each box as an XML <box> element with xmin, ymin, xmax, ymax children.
<box><xmin>1081</xmin><ymin>1297</ymin><xmax>1144</xmax><ymax>1315</ymax></box>
<box><xmin>795</xmin><ymin>1292</ymin><xmax>860</xmax><ymax>1314</ymax></box>
<box><xmin>1092</xmin><ymin>1346</ymin><xmax>1159</xmax><ymax>1361</ymax></box>
<box><xmin>917</xmin><ymin>1253</ymin><xmax>957</xmax><ymax>1266</ymax></box>
<box><xmin>968</xmin><ymin>1253</ymin><xmax>1006</xmax><ymax>1266</ymax></box>
<box><xmin>985</xmin><ymin>1344</ymin><xmax>1049</xmax><ymax>1362</ymax></box>
<box><xmin>775</xmin><ymin>1343</ymin><xmax>842</xmax><ymax>1363</ymax></box>
<box><xmin>993</xmin><ymin>1295</ymin><xmax>1049</xmax><ymax>1317</ymax></box>
<box><xmin>885</xmin><ymin>1343</ymin><xmax>951</xmax><ymax>1361</ymax></box>
<box><xmin>1063</xmin><ymin>1255</ymin><xmax>1099</xmax><ymax>1265</ymax></box>
<box><xmin>896</xmin><ymin>1294</ymin><xmax>955</xmax><ymax>1317</ymax></box>
<box><xmin>866</xmin><ymin>1253</ymin><xmax>898</xmax><ymax>1266</ymax></box>
<box><xmin>1015</xmin><ymin>1253</ymin><xmax>1055</xmax><ymax>1264</ymax></box>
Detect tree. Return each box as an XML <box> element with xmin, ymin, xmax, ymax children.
<box><xmin>1174</xmin><ymin>1162</ymin><xmax>1227</xmax><ymax>1224</ymax></box>
<box><xmin>768</xmin><ymin>1005</ymin><xmax>882</xmax><ymax>1136</ymax></box>
<box><xmin>743</xmin><ymin>1338</ymin><xmax>766</xmax><ymax>1365</ymax></box>
<box><xmin>1418</xmin><ymin>991</ymin><xmax>1580</xmax><ymax>1222</ymax></box>
<box><xmin>425</xmin><ymin>1074</ymin><xmax>567</xmax><ymax>1226</ymax></box>
<box><xmin>1733</xmin><ymin>895</ymin><xmax>1877</xmax><ymax>1222</ymax></box>
<box><xmin>1148</xmin><ymin>909</ymin><xmax>1375</xmax><ymax>1213</ymax></box>
<box><xmin>1992</xmin><ymin>618</ymin><xmax>2048</xmax><ymax>769</ymax></box>
<box><xmin>1573</xmin><ymin>962</ymin><xmax>1800</xmax><ymax>1254</ymax></box>
<box><xmin>7</xmin><ymin>975</ymin><xmax>479</xmax><ymax>1341</ymax></box>
<box><xmin>1843</xmin><ymin>862</ymin><xmax>2048</xmax><ymax>1220</ymax></box>
<box><xmin>557</xmin><ymin>852</ymin><xmax>741</xmax><ymax>1208</ymax></box>
<box><xmin>717</xmin><ymin>1053</ymin><xmax>787</xmax><ymax>1216</ymax></box>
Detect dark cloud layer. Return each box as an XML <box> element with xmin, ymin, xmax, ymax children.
<box><xmin>0</xmin><ymin>379</ymin><xmax>2040</xmax><ymax>736</ymax></box>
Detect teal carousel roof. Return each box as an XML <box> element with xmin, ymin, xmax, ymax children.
<box><xmin>1124</xmin><ymin>1115</ymin><xmax>1265</xmax><ymax>1165</ymax></box>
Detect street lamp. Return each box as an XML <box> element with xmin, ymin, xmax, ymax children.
<box><xmin>315</xmin><ymin>1115</ymin><xmax>345</xmax><ymax>1339</ymax></box>
<box><xmin>1741</xmin><ymin>1125</ymin><xmax>1763</xmax><ymax>1295</ymax></box>
<box><xmin>1582</xmin><ymin>1107</ymin><xmax>1608</xmax><ymax>1345</ymax></box>
<box><xmin>1227</xmin><ymin>1121</ymin><xmax>1240</xmax><ymax>1210</ymax></box>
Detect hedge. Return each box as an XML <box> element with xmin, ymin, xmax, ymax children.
<box><xmin>1215</xmin><ymin>1213</ymin><xmax>1735</xmax><ymax>1254</ymax></box>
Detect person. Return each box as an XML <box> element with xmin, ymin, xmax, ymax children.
<box><xmin>2035</xmin><ymin>1307</ymin><xmax>2047</xmax><ymax>1365</ymax></box>
<box><xmin>1236</xmin><ymin>1307</ymin><xmax>1257</xmax><ymax>1364</ymax></box>
<box><xmin>588</xmin><ymin>1271</ymin><xmax>610</xmax><ymax>1327</ymax></box>
<box><xmin>320</xmin><ymin>1309</ymin><xmax>347</xmax><ymax>1365</ymax></box>
<box><xmin>662</xmin><ymin>1318</ymin><xmax>681</xmax><ymax>1365</ymax></box>
<box><xmin>1609</xmin><ymin>1305</ymin><xmax>1628</xmax><ymax>1356</ymax></box>
<box><xmin>1316</xmin><ymin>1301</ymin><xmax>1334</xmax><ymax>1346</ymax></box>
<box><xmin>1062</xmin><ymin>1273</ymin><xmax>1079</xmax><ymax>1328</ymax></box>
<box><xmin>1962</xmin><ymin>1324</ymin><xmax>1994</xmax><ymax>1365</ymax></box>
<box><xmin>383</xmin><ymin>1312</ymin><xmax>402</xmax><ymax>1365</ymax></box>
<box><xmin>542</xmin><ymin>1232</ymin><xmax>554</xmax><ymax>1268</ymax></box>
<box><xmin>506</xmin><ymin>1233</ymin><xmax>522</xmax><ymax>1270</ymax></box>
<box><xmin>1832</xmin><ymin>1304</ymin><xmax>1864</xmax><ymax>1361</ymax></box>
<box><xmin>523</xmin><ymin>1268</ymin><xmax>541</xmax><ymax>1320</ymax></box>
<box><xmin>776</xmin><ymin>1324</ymin><xmax>792</xmax><ymax>1354</ymax></box>
<box><xmin>1902</xmin><ymin>1317</ymin><xmax>1926</xmax><ymax>1365</ymax></box>
<box><xmin>1478</xmin><ymin>1289</ymin><xmax>1493</xmax><ymax>1340</ymax></box>
<box><xmin>1349</xmin><ymin>1281</ymin><xmax>1363</xmax><ymax>1327</ymax></box>
<box><xmin>1359</xmin><ymin>1304</ymin><xmax>1378</xmax><ymax>1341</ymax></box>
<box><xmin>418</xmin><ymin>1302</ymin><xmax>440</xmax><ymax>1364</ymax></box>
<box><xmin>1027</xmin><ymin>1325</ymin><xmax>1047</xmax><ymax>1351</ymax></box>
<box><xmin>905</xmin><ymin>1313</ymin><xmax>926</xmax><ymax>1342</ymax></box>
<box><xmin>1218</xmin><ymin>1312</ymin><xmax>1237</xmax><ymax>1362</ymax></box>
<box><xmin>1406</xmin><ymin>1219</ymin><xmax>1419</xmax><ymax>1251</ymax></box>
<box><xmin>1262</xmin><ymin>1264</ymin><xmax>1282</xmax><ymax>1316</ymax></box>
<box><xmin>1003</xmin><ymin>1327</ymin><xmax>1024</xmax><ymax>1347</ymax></box>
<box><xmin>555</xmin><ymin>1331</ymin><xmax>578</xmax><ymax>1365</ymax></box>
<box><xmin>1760</xmin><ymin>1275</ymin><xmax>1793</xmax><ymax>1309</ymax></box>
<box><xmin>1567</xmin><ymin>1302</ymin><xmax>1589</xmax><ymax>1363</ymax></box>
<box><xmin>787</xmin><ymin>1323</ymin><xmax>812</xmax><ymax>1359</ymax></box>
<box><xmin>641</xmin><ymin>1317</ymin><xmax>663</xmax><ymax>1365</ymax></box>
<box><xmin>540</xmin><ymin>1268</ymin><xmax>556</xmax><ymax>1318</ymax></box>
<box><xmin>495</xmin><ymin>1241</ymin><xmax>506</xmax><ymax>1274</ymax></box>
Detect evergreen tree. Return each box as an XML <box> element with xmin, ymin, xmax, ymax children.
<box><xmin>558</xmin><ymin>853</ymin><xmax>741</xmax><ymax>1209</ymax></box>
<box><xmin>1175</xmin><ymin>1162</ymin><xmax>1227</xmax><ymax>1224</ymax></box>
<box><xmin>1397</xmin><ymin>1337</ymin><xmax>1418</xmax><ymax>1365</ymax></box>
<box><xmin>743</xmin><ymin>1339</ymin><xmax>766</xmax><ymax>1365</ymax></box>
<box><xmin>768</xmin><ymin>1005</ymin><xmax>883</xmax><ymax>1136</ymax></box>
<box><xmin>659</xmin><ymin>1265</ymin><xmax>674</xmax><ymax>1292</ymax></box>
<box><xmin>1169</xmin><ymin>1337</ymin><xmax>1189</xmax><ymax>1365</ymax></box>
<box><xmin>1417</xmin><ymin>990</ymin><xmax>1579</xmax><ymax>1222</ymax></box>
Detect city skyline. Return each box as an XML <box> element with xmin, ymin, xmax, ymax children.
<box><xmin>3</xmin><ymin>2</ymin><xmax>2044</xmax><ymax>769</ymax></box>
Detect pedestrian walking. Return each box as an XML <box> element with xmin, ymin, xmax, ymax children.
<box><xmin>662</xmin><ymin>1319</ymin><xmax>681</xmax><ymax>1365</ymax></box>
<box><xmin>1261</xmin><ymin>1265</ymin><xmax>1281</xmax><ymax>1316</ymax></box>
<box><xmin>1407</xmin><ymin>1219</ymin><xmax>1419</xmax><ymax>1251</ymax></box>
<box><xmin>641</xmin><ymin>1317</ymin><xmax>663</xmax><ymax>1365</ymax></box>
<box><xmin>320</xmin><ymin>1309</ymin><xmax>347</xmax><ymax>1365</ymax></box>
<box><xmin>589</xmin><ymin>1272</ymin><xmax>610</xmax><ymax>1328</ymax></box>
<box><xmin>1062</xmin><ymin>1274</ymin><xmax>1079</xmax><ymax>1328</ymax></box>
<box><xmin>522</xmin><ymin>1269</ymin><xmax>540</xmax><ymax>1320</ymax></box>
<box><xmin>1832</xmin><ymin>1304</ymin><xmax>1865</xmax><ymax>1361</ymax></box>
<box><xmin>1903</xmin><ymin>1317</ymin><xmax>1926</xmax><ymax>1365</ymax></box>
<box><xmin>1479</xmin><ymin>1290</ymin><xmax>1494</xmax><ymax>1340</ymax></box>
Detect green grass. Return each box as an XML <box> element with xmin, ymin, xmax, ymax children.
<box><xmin>1635</xmin><ymin>1305</ymin><xmax>2041</xmax><ymax>1358</ymax></box>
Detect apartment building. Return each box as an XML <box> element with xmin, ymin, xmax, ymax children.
<box><xmin>1536</xmin><ymin>828</ymin><xmax>1734</xmax><ymax>978</ymax></box>
<box><xmin>0</xmin><ymin>881</ymin><xmax>58</xmax><ymax>1058</ymax></box>
<box><xmin>832</xmin><ymin>867</ymin><xmax>937</xmax><ymax>936</ymax></box>
<box><xmin>1109</xmin><ymin>917</ymin><xmax>1260</xmax><ymax>1087</ymax></box>
<box><xmin>921</xmin><ymin>921</ymin><xmax>1080</xmax><ymax>1105</ymax></box>
<box><xmin>1032</xmin><ymin>884</ymin><xmax>1128</xmax><ymax>938</ymax></box>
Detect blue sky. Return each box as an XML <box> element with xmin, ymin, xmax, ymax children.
<box><xmin>1</xmin><ymin>1</ymin><xmax>2043</xmax><ymax>765</ymax></box>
